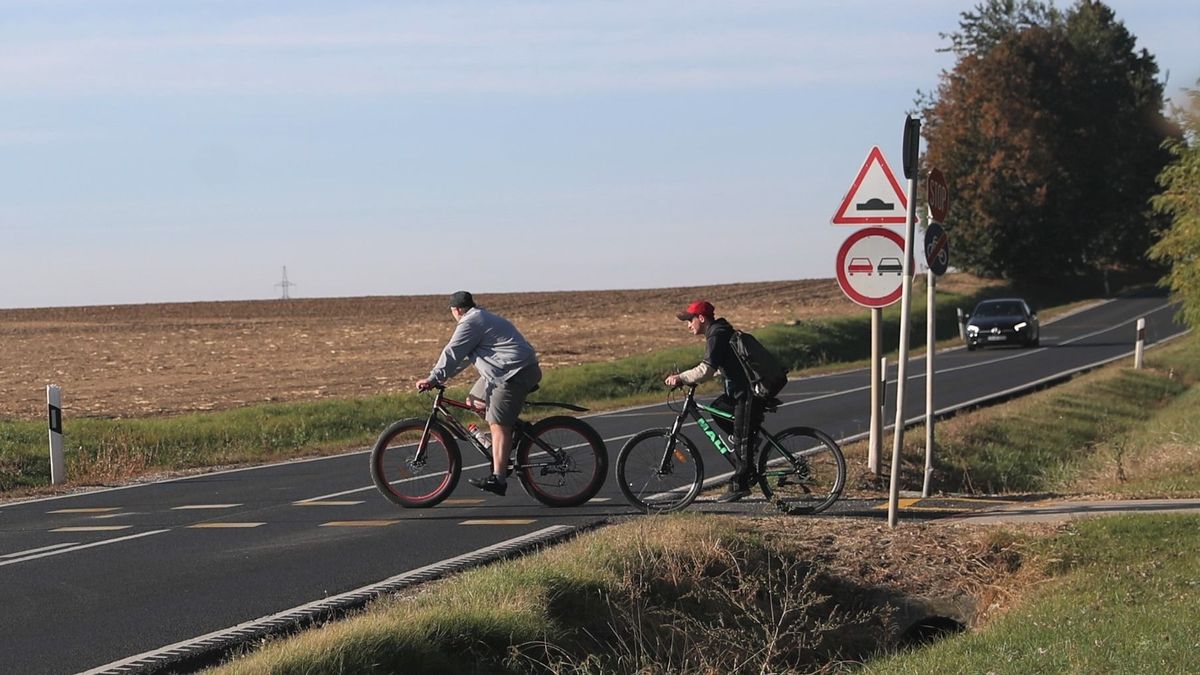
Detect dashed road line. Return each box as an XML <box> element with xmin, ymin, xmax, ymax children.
<box><xmin>52</xmin><ymin>526</ymin><xmax>133</xmax><ymax>532</ymax></box>
<box><xmin>442</xmin><ymin>498</ymin><xmax>485</xmax><ymax>505</ymax></box>
<box><xmin>48</xmin><ymin>508</ymin><xmax>121</xmax><ymax>514</ymax></box>
<box><xmin>172</xmin><ymin>504</ymin><xmax>242</xmax><ymax>510</ymax></box>
<box><xmin>460</xmin><ymin>519</ymin><xmax>537</xmax><ymax>526</ymax></box>
<box><xmin>292</xmin><ymin>500</ymin><xmax>364</xmax><ymax>506</ymax></box>
<box><xmin>188</xmin><ymin>523</ymin><xmax>265</xmax><ymax>529</ymax></box>
<box><xmin>319</xmin><ymin>520</ymin><xmax>399</xmax><ymax>527</ymax></box>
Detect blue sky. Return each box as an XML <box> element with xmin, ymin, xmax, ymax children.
<box><xmin>2</xmin><ymin>1</ymin><xmax>1197</xmax><ymax>308</ymax></box>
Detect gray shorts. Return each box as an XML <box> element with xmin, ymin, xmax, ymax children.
<box><xmin>469</xmin><ymin>364</ymin><xmax>543</xmax><ymax>426</ymax></box>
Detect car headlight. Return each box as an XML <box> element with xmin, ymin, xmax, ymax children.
<box><xmin>967</xmin><ymin>325</ymin><xmax>979</xmax><ymax>334</ymax></box>
<box><xmin>1014</xmin><ymin>322</ymin><xmax>1027</xmax><ymax>331</ymax></box>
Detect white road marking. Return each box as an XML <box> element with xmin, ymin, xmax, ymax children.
<box><xmin>52</xmin><ymin>526</ymin><xmax>132</xmax><ymax>532</ymax></box>
<box><xmin>171</xmin><ymin>504</ymin><xmax>242</xmax><ymax>510</ymax></box>
<box><xmin>0</xmin><ymin>529</ymin><xmax>170</xmax><ymax>568</ymax></box>
<box><xmin>1</xmin><ymin>542</ymin><xmax>78</xmax><ymax>559</ymax></box>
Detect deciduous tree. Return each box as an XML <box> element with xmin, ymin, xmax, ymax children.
<box><xmin>922</xmin><ymin>0</ymin><xmax>1173</xmax><ymax>284</ymax></box>
<box><xmin>1149</xmin><ymin>86</ymin><xmax>1200</xmax><ymax>327</ymax></box>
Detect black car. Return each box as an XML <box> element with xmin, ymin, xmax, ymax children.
<box><xmin>965</xmin><ymin>298</ymin><xmax>1040</xmax><ymax>350</ymax></box>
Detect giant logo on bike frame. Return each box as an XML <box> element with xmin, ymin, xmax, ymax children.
<box><xmin>695</xmin><ymin>417</ymin><xmax>733</xmax><ymax>455</ymax></box>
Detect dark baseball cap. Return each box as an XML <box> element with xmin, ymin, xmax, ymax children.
<box><xmin>676</xmin><ymin>299</ymin><xmax>715</xmax><ymax>321</ymax></box>
<box><xmin>449</xmin><ymin>290</ymin><xmax>475</xmax><ymax>309</ymax></box>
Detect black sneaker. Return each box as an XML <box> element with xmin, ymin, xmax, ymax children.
<box><xmin>468</xmin><ymin>474</ymin><xmax>507</xmax><ymax>496</ymax></box>
<box><xmin>716</xmin><ymin>483</ymin><xmax>751</xmax><ymax>503</ymax></box>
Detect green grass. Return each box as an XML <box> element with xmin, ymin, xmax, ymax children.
<box><xmin>922</xmin><ymin>333</ymin><xmax>1196</xmax><ymax>495</ymax></box>
<box><xmin>864</xmin><ymin>514</ymin><xmax>1200</xmax><ymax>674</ymax></box>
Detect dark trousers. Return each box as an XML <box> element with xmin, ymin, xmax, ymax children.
<box><xmin>711</xmin><ymin>393</ymin><xmax>765</xmax><ymax>486</ymax></box>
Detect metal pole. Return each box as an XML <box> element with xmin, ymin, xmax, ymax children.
<box><xmin>48</xmin><ymin>385</ymin><xmax>65</xmax><ymax>485</ymax></box>
<box><xmin>868</xmin><ymin>308</ymin><xmax>882</xmax><ymax>476</ymax></box>
<box><xmin>923</xmin><ymin>270</ymin><xmax>935</xmax><ymax>498</ymax></box>
<box><xmin>888</xmin><ymin>154</ymin><xmax>920</xmax><ymax>528</ymax></box>
<box><xmin>1134</xmin><ymin>318</ymin><xmax>1145</xmax><ymax>369</ymax></box>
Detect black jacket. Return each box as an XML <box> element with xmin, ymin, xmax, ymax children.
<box><xmin>704</xmin><ymin>318</ymin><xmax>750</xmax><ymax>399</ymax></box>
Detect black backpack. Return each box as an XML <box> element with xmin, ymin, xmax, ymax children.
<box><xmin>730</xmin><ymin>330</ymin><xmax>788</xmax><ymax>399</ymax></box>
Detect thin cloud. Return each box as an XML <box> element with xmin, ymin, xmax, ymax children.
<box><xmin>0</xmin><ymin>2</ymin><xmax>948</xmax><ymax>95</ymax></box>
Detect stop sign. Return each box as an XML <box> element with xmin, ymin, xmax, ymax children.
<box><xmin>927</xmin><ymin>168</ymin><xmax>949</xmax><ymax>223</ymax></box>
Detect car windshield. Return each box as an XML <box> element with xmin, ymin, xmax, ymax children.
<box><xmin>975</xmin><ymin>301</ymin><xmax>1024</xmax><ymax>317</ymax></box>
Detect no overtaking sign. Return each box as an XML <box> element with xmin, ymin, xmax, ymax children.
<box><xmin>835</xmin><ymin>227</ymin><xmax>906</xmax><ymax>308</ymax></box>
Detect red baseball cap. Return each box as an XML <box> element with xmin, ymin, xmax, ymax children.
<box><xmin>676</xmin><ymin>300</ymin><xmax>715</xmax><ymax>321</ymax></box>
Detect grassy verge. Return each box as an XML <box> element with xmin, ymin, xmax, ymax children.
<box><xmin>839</xmin><ymin>330</ymin><xmax>1200</xmax><ymax>497</ymax></box>
<box><xmin>0</xmin><ymin>284</ymin><xmax>988</xmax><ymax>495</ymax></box>
<box><xmin>864</xmin><ymin>514</ymin><xmax>1200</xmax><ymax>673</ymax></box>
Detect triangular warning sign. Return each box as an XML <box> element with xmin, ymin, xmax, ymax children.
<box><xmin>831</xmin><ymin>146</ymin><xmax>908</xmax><ymax>225</ymax></box>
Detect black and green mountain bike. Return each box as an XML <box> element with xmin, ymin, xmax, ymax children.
<box><xmin>616</xmin><ymin>384</ymin><xmax>846</xmax><ymax>514</ymax></box>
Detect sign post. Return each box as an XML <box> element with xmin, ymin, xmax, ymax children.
<box><xmin>835</xmin><ymin>226</ymin><xmax>905</xmax><ymax>478</ymax></box>
<box><xmin>887</xmin><ymin>116</ymin><xmax>921</xmax><ymax>529</ymax></box>
<box><xmin>832</xmin><ymin>146</ymin><xmax>908</xmax><ymax>476</ymax></box>
<box><xmin>921</xmin><ymin>182</ymin><xmax>950</xmax><ymax>498</ymax></box>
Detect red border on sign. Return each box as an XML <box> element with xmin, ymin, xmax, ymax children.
<box><xmin>836</xmin><ymin>227</ymin><xmax>906</xmax><ymax>308</ymax></box>
<box><xmin>831</xmin><ymin>146</ymin><xmax>908</xmax><ymax>225</ymax></box>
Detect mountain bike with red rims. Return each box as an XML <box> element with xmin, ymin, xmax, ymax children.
<box><xmin>370</xmin><ymin>383</ymin><xmax>608</xmax><ymax>508</ymax></box>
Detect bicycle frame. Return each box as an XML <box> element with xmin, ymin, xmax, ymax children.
<box><xmin>662</xmin><ymin>386</ymin><xmax>746</xmax><ymax>470</ymax></box>
<box><xmin>415</xmin><ymin>385</ymin><xmax>577</xmax><ymax>473</ymax></box>
<box><xmin>668</xmin><ymin>386</ymin><xmax>790</xmax><ymax>475</ymax></box>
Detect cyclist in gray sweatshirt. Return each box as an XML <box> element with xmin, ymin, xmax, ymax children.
<box><xmin>417</xmin><ymin>291</ymin><xmax>542</xmax><ymax>496</ymax></box>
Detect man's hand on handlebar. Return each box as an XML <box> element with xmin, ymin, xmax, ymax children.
<box><xmin>664</xmin><ymin>374</ymin><xmax>683</xmax><ymax>388</ymax></box>
<box><xmin>416</xmin><ymin>378</ymin><xmax>441</xmax><ymax>392</ymax></box>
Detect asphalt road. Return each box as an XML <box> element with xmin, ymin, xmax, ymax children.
<box><xmin>0</xmin><ymin>291</ymin><xmax>1185</xmax><ymax>674</ymax></box>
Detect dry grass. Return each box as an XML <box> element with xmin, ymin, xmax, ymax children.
<box><xmin>212</xmin><ymin>513</ymin><xmax>1046</xmax><ymax>675</ymax></box>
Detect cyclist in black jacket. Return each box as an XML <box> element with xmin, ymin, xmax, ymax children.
<box><xmin>664</xmin><ymin>300</ymin><xmax>765</xmax><ymax>502</ymax></box>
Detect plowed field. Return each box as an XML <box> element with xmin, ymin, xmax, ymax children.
<box><xmin>0</xmin><ymin>276</ymin><xmax>986</xmax><ymax>420</ymax></box>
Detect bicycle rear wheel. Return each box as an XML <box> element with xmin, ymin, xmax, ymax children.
<box><xmin>515</xmin><ymin>416</ymin><xmax>608</xmax><ymax>507</ymax></box>
<box><xmin>370</xmin><ymin>418</ymin><xmax>461</xmax><ymax>508</ymax></box>
<box><xmin>616</xmin><ymin>429</ymin><xmax>704</xmax><ymax>513</ymax></box>
<box><xmin>756</xmin><ymin>426</ymin><xmax>845</xmax><ymax>514</ymax></box>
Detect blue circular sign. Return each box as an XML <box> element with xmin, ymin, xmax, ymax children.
<box><xmin>924</xmin><ymin>222</ymin><xmax>950</xmax><ymax>276</ymax></box>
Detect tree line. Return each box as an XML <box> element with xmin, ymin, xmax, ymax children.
<box><xmin>921</xmin><ymin>0</ymin><xmax>1198</xmax><ymax>323</ymax></box>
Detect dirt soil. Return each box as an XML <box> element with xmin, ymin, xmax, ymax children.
<box><xmin>0</xmin><ymin>275</ymin><xmax>990</xmax><ymax>420</ymax></box>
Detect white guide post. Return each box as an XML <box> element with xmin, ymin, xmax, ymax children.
<box><xmin>1134</xmin><ymin>318</ymin><xmax>1146</xmax><ymax>369</ymax></box>
<box><xmin>48</xmin><ymin>385</ymin><xmax>65</xmax><ymax>485</ymax></box>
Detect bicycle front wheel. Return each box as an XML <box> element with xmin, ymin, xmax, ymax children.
<box><xmin>515</xmin><ymin>416</ymin><xmax>608</xmax><ymax>507</ymax></box>
<box><xmin>757</xmin><ymin>426</ymin><xmax>845</xmax><ymax>514</ymax></box>
<box><xmin>370</xmin><ymin>418</ymin><xmax>461</xmax><ymax>508</ymax></box>
<box><xmin>616</xmin><ymin>429</ymin><xmax>704</xmax><ymax>513</ymax></box>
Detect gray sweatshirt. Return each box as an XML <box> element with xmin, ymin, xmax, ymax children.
<box><xmin>427</xmin><ymin>307</ymin><xmax>539</xmax><ymax>385</ymax></box>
